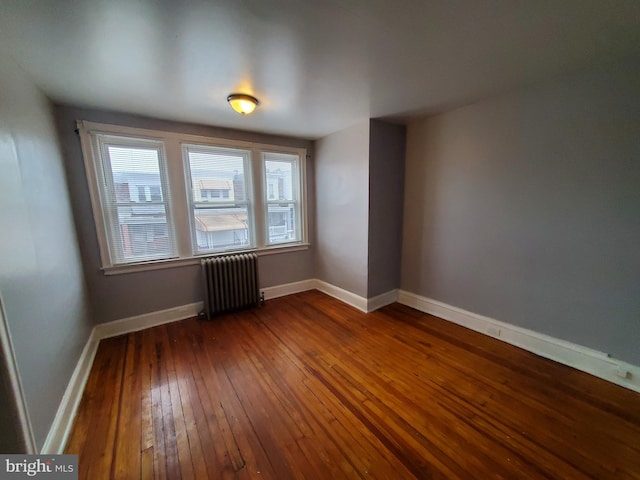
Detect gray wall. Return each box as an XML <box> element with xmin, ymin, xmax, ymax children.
<box><xmin>0</xmin><ymin>51</ymin><xmax>93</xmax><ymax>449</ymax></box>
<box><xmin>54</xmin><ymin>105</ymin><xmax>315</xmax><ymax>323</ymax></box>
<box><xmin>315</xmin><ymin>121</ymin><xmax>370</xmax><ymax>297</ymax></box>
<box><xmin>401</xmin><ymin>62</ymin><xmax>640</xmax><ymax>365</ymax></box>
<box><xmin>368</xmin><ymin>120</ymin><xmax>406</xmax><ymax>297</ymax></box>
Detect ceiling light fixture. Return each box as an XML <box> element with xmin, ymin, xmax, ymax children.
<box><xmin>227</xmin><ymin>93</ymin><xmax>260</xmax><ymax>115</ymax></box>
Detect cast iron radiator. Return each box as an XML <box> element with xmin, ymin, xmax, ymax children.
<box><xmin>201</xmin><ymin>253</ymin><xmax>261</xmax><ymax>319</ymax></box>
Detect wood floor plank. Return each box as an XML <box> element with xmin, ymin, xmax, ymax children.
<box><xmin>112</xmin><ymin>333</ymin><xmax>142</xmax><ymax>480</ymax></box>
<box><xmin>66</xmin><ymin>336</ymin><xmax>127</xmax><ymax>480</ymax></box>
<box><xmin>163</xmin><ymin>321</ymin><xmax>213</xmax><ymax>479</ymax></box>
<box><xmin>153</xmin><ymin>326</ymin><xmax>182</xmax><ymax>480</ymax></box>
<box><xmin>67</xmin><ymin>291</ymin><xmax>640</xmax><ymax>479</ymax></box>
<box><xmin>147</xmin><ymin>327</ymin><xmax>168</xmax><ymax>480</ymax></box>
<box><xmin>157</xmin><ymin>325</ymin><xmax>196</xmax><ymax>480</ymax></box>
<box><xmin>141</xmin><ymin>447</ymin><xmax>154</xmax><ymax>479</ymax></box>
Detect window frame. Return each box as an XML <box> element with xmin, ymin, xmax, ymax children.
<box><xmin>261</xmin><ymin>150</ymin><xmax>304</xmax><ymax>247</ymax></box>
<box><xmin>77</xmin><ymin>120</ymin><xmax>309</xmax><ymax>274</ymax></box>
<box><xmin>94</xmin><ymin>135</ymin><xmax>177</xmax><ymax>265</ymax></box>
<box><xmin>182</xmin><ymin>143</ymin><xmax>256</xmax><ymax>255</ymax></box>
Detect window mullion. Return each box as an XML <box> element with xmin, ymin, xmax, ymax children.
<box><xmin>164</xmin><ymin>139</ymin><xmax>192</xmax><ymax>258</ymax></box>
<box><xmin>252</xmin><ymin>148</ymin><xmax>267</xmax><ymax>249</ymax></box>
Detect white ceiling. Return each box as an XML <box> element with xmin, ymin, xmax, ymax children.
<box><xmin>1</xmin><ymin>0</ymin><xmax>639</xmax><ymax>139</ymax></box>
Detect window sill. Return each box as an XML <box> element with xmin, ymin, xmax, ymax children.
<box><xmin>101</xmin><ymin>243</ymin><xmax>310</xmax><ymax>276</ymax></box>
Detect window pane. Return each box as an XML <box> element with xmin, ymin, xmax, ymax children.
<box><xmin>108</xmin><ymin>146</ymin><xmax>164</xmax><ymax>203</ymax></box>
<box><xmin>267</xmin><ymin>203</ymin><xmax>298</xmax><ymax>244</ymax></box>
<box><xmin>193</xmin><ymin>207</ymin><xmax>250</xmax><ymax>252</ymax></box>
<box><xmin>102</xmin><ymin>142</ymin><xmax>174</xmax><ymax>263</ymax></box>
<box><xmin>185</xmin><ymin>145</ymin><xmax>253</xmax><ymax>253</ymax></box>
<box><xmin>187</xmin><ymin>148</ymin><xmax>247</xmax><ymax>203</ymax></box>
<box><xmin>264</xmin><ymin>152</ymin><xmax>301</xmax><ymax>245</ymax></box>
<box><xmin>264</xmin><ymin>157</ymin><xmax>295</xmax><ymax>201</ymax></box>
<box><xmin>116</xmin><ymin>205</ymin><xmax>171</xmax><ymax>260</ymax></box>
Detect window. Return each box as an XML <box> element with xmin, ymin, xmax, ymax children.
<box><xmin>183</xmin><ymin>144</ymin><xmax>253</xmax><ymax>254</ymax></box>
<box><xmin>263</xmin><ymin>152</ymin><xmax>302</xmax><ymax>245</ymax></box>
<box><xmin>200</xmin><ymin>188</ymin><xmax>230</xmax><ymax>200</ymax></box>
<box><xmin>78</xmin><ymin>121</ymin><xmax>307</xmax><ymax>272</ymax></box>
<box><xmin>137</xmin><ymin>185</ymin><xmax>147</xmax><ymax>202</ymax></box>
<box><xmin>150</xmin><ymin>186</ymin><xmax>162</xmax><ymax>202</ymax></box>
<box><xmin>91</xmin><ymin>137</ymin><xmax>175</xmax><ymax>264</ymax></box>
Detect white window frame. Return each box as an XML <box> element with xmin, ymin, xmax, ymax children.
<box><xmin>182</xmin><ymin>143</ymin><xmax>256</xmax><ymax>255</ymax></box>
<box><xmin>80</xmin><ymin>131</ymin><xmax>178</xmax><ymax>267</ymax></box>
<box><xmin>261</xmin><ymin>151</ymin><xmax>304</xmax><ymax>247</ymax></box>
<box><xmin>77</xmin><ymin>120</ymin><xmax>309</xmax><ymax>274</ymax></box>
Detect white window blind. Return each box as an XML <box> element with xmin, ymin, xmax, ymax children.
<box><xmin>263</xmin><ymin>152</ymin><xmax>302</xmax><ymax>245</ymax></box>
<box><xmin>183</xmin><ymin>144</ymin><xmax>254</xmax><ymax>254</ymax></box>
<box><xmin>95</xmin><ymin>135</ymin><xmax>176</xmax><ymax>264</ymax></box>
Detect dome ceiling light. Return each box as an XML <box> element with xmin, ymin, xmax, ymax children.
<box><xmin>227</xmin><ymin>93</ymin><xmax>260</xmax><ymax>114</ymax></box>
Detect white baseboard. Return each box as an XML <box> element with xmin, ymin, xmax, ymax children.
<box><xmin>367</xmin><ymin>289</ymin><xmax>398</xmax><ymax>312</ymax></box>
<box><xmin>397</xmin><ymin>290</ymin><xmax>640</xmax><ymax>393</ymax></box>
<box><xmin>94</xmin><ymin>302</ymin><xmax>204</xmax><ymax>340</ymax></box>
<box><xmin>41</xmin><ymin>328</ymin><xmax>100</xmax><ymax>454</ymax></box>
<box><xmin>314</xmin><ymin>280</ymin><xmax>368</xmax><ymax>313</ymax></box>
<box><xmin>263</xmin><ymin>279</ymin><xmax>396</xmax><ymax>314</ymax></box>
<box><xmin>262</xmin><ymin>279</ymin><xmax>316</xmax><ymax>300</ymax></box>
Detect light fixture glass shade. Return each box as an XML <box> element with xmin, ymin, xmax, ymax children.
<box><xmin>227</xmin><ymin>94</ymin><xmax>259</xmax><ymax>114</ymax></box>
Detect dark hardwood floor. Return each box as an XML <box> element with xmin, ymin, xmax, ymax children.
<box><xmin>66</xmin><ymin>290</ymin><xmax>640</xmax><ymax>479</ymax></box>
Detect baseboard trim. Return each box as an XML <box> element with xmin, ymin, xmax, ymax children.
<box><xmin>262</xmin><ymin>280</ymin><xmax>398</xmax><ymax>314</ymax></box>
<box><xmin>314</xmin><ymin>280</ymin><xmax>368</xmax><ymax>313</ymax></box>
<box><xmin>397</xmin><ymin>290</ymin><xmax>640</xmax><ymax>393</ymax></box>
<box><xmin>263</xmin><ymin>279</ymin><xmax>398</xmax><ymax>313</ymax></box>
<box><xmin>367</xmin><ymin>289</ymin><xmax>398</xmax><ymax>313</ymax></box>
<box><xmin>41</xmin><ymin>328</ymin><xmax>99</xmax><ymax>454</ymax></box>
<box><xmin>94</xmin><ymin>302</ymin><xmax>204</xmax><ymax>340</ymax></box>
<box><xmin>262</xmin><ymin>279</ymin><xmax>316</xmax><ymax>300</ymax></box>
